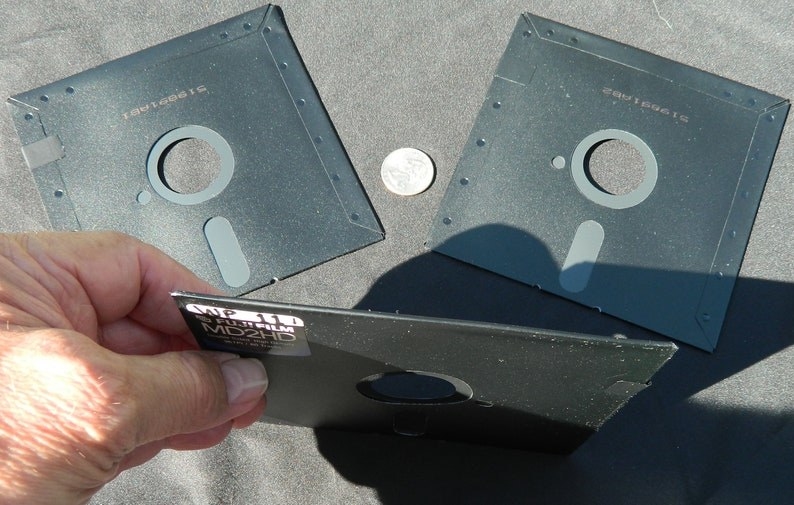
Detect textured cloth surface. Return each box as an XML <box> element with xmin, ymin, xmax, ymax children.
<box><xmin>0</xmin><ymin>1</ymin><xmax>792</xmax><ymax>504</ymax></box>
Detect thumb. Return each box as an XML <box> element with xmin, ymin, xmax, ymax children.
<box><xmin>124</xmin><ymin>351</ymin><xmax>268</xmax><ymax>446</ymax></box>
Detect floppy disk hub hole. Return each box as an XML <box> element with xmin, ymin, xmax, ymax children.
<box><xmin>570</xmin><ymin>129</ymin><xmax>657</xmax><ymax>210</ymax></box>
<box><xmin>160</xmin><ymin>138</ymin><xmax>222</xmax><ymax>195</ymax></box>
<box><xmin>146</xmin><ymin>125</ymin><xmax>235</xmax><ymax>206</ymax></box>
<box><xmin>357</xmin><ymin>371</ymin><xmax>473</xmax><ymax>404</ymax></box>
<box><xmin>585</xmin><ymin>139</ymin><xmax>645</xmax><ymax>196</ymax></box>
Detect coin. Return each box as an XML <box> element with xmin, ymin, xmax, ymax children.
<box><xmin>380</xmin><ymin>148</ymin><xmax>435</xmax><ymax>196</ymax></box>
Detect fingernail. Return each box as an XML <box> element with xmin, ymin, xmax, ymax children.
<box><xmin>220</xmin><ymin>358</ymin><xmax>268</xmax><ymax>404</ymax></box>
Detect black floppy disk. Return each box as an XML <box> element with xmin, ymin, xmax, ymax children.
<box><xmin>7</xmin><ymin>5</ymin><xmax>383</xmax><ymax>294</ymax></box>
<box><xmin>427</xmin><ymin>13</ymin><xmax>789</xmax><ymax>351</ymax></box>
<box><xmin>173</xmin><ymin>291</ymin><xmax>676</xmax><ymax>453</ymax></box>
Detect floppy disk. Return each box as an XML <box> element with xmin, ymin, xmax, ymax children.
<box><xmin>7</xmin><ymin>5</ymin><xmax>383</xmax><ymax>294</ymax></box>
<box><xmin>173</xmin><ymin>291</ymin><xmax>676</xmax><ymax>453</ymax></box>
<box><xmin>427</xmin><ymin>13</ymin><xmax>789</xmax><ymax>351</ymax></box>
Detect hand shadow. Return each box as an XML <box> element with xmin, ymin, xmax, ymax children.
<box><xmin>313</xmin><ymin>224</ymin><xmax>794</xmax><ymax>504</ymax></box>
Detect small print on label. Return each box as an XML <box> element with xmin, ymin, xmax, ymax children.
<box><xmin>180</xmin><ymin>302</ymin><xmax>311</xmax><ymax>357</ymax></box>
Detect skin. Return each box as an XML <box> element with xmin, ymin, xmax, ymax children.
<box><xmin>0</xmin><ymin>231</ymin><xmax>267</xmax><ymax>504</ymax></box>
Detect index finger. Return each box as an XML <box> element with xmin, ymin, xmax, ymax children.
<box><xmin>24</xmin><ymin>231</ymin><xmax>220</xmax><ymax>336</ymax></box>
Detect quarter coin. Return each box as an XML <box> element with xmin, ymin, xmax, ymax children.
<box><xmin>380</xmin><ymin>148</ymin><xmax>435</xmax><ymax>196</ymax></box>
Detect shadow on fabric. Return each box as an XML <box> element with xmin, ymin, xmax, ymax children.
<box><xmin>312</xmin><ymin>224</ymin><xmax>793</xmax><ymax>504</ymax></box>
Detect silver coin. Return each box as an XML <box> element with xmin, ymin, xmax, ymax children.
<box><xmin>380</xmin><ymin>148</ymin><xmax>435</xmax><ymax>196</ymax></box>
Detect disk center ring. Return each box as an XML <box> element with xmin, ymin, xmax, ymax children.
<box><xmin>146</xmin><ymin>125</ymin><xmax>234</xmax><ymax>205</ymax></box>
<box><xmin>570</xmin><ymin>129</ymin><xmax>657</xmax><ymax>210</ymax></box>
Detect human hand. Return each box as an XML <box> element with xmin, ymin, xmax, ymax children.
<box><xmin>0</xmin><ymin>231</ymin><xmax>268</xmax><ymax>504</ymax></box>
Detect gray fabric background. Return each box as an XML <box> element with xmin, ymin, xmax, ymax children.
<box><xmin>1</xmin><ymin>1</ymin><xmax>792</xmax><ymax>503</ymax></box>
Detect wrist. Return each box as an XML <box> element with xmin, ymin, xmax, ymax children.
<box><xmin>0</xmin><ymin>329</ymin><xmax>126</xmax><ymax>504</ymax></box>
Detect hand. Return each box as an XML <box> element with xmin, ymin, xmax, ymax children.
<box><xmin>0</xmin><ymin>232</ymin><xmax>268</xmax><ymax>505</ymax></box>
